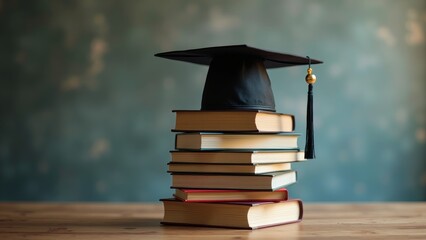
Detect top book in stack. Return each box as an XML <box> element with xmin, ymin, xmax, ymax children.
<box><xmin>173</xmin><ymin>110</ymin><xmax>294</xmax><ymax>133</ymax></box>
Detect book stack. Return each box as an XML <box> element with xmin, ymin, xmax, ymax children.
<box><xmin>161</xmin><ymin>110</ymin><xmax>306</xmax><ymax>229</ymax></box>
<box><xmin>156</xmin><ymin>44</ymin><xmax>321</xmax><ymax>229</ymax></box>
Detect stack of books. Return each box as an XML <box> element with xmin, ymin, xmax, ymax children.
<box><xmin>161</xmin><ymin>110</ymin><xmax>307</xmax><ymax>229</ymax></box>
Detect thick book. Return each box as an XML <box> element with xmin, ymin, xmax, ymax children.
<box><xmin>173</xmin><ymin>110</ymin><xmax>295</xmax><ymax>132</ymax></box>
<box><xmin>171</xmin><ymin>170</ymin><xmax>296</xmax><ymax>190</ymax></box>
<box><xmin>175</xmin><ymin>133</ymin><xmax>299</xmax><ymax>150</ymax></box>
<box><xmin>170</xmin><ymin>150</ymin><xmax>306</xmax><ymax>164</ymax></box>
<box><xmin>161</xmin><ymin>198</ymin><xmax>303</xmax><ymax>229</ymax></box>
<box><xmin>168</xmin><ymin>162</ymin><xmax>292</xmax><ymax>174</ymax></box>
<box><xmin>174</xmin><ymin>188</ymin><xmax>288</xmax><ymax>202</ymax></box>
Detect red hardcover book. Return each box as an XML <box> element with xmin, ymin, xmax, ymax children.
<box><xmin>174</xmin><ymin>188</ymin><xmax>288</xmax><ymax>202</ymax></box>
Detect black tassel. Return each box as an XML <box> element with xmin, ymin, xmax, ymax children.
<box><xmin>305</xmin><ymin>83</ymin><xmax>315</xmax><ymax>159</ymax></box>
<box><xmin>304</xmin><ymin>56</ymin><xmax>316</xmax><ymax>159</ymax></box>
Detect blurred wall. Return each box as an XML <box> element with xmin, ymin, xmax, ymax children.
<box><xmin>0</xmin><ymin>0</ymin><xmax>425</xmax><ymax>202</ymax></box>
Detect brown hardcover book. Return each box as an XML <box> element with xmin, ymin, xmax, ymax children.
<box><xmin>173</xmin><ymin>188</ymin><xmax>288</xmax><ymax>202</ymax></box>
<box><xmin>171</xmin><ymin>171</ymin><xmax>296</xmax><ymax>190</ymax></box>
<box><xmin>161</xmin><ymin>198</ymin><xmax>303</xmax><ymax>229</ymax></box>
<box><xmin>173</xmin><ymin>110</ymin><xmax>295</xmax><ymax>132</ymax></box>
<box><xmin>168</xmin><ymin>162</ymin><xmax>291</xmax><ymax>174</ymax></box>
<box><xmin>170</xmin><ymin>150</ymin><xmax>306</xmax><ymax>164</ymax></box>
<box><xmin>175</xmin><ymin>133</ymin><xmax>299</xmax><ymax>150</ymax></box>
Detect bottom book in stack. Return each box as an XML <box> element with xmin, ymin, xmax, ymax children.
<box><xmin>161</xmin><ymin>197</ymin><xmax>303</xmax><ymax>229</ymax></box>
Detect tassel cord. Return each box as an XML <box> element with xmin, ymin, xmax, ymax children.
<box><xmin>305</xmin><ymin>83</ymin><xmax>315</xmax><ymax>159</ymax></box>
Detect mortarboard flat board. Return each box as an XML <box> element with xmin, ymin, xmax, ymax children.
<box><xmin>155</xmin><ymin>44</ymin><xmax>322</xmax><ymax>112</ymax></box>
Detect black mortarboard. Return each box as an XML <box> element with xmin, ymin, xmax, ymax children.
<box><xmin>155</xmin><ymin>44</ymin><xmax>322</xmax><ymax>159</ymax></box>
<box><xmin>155</xmin><ymin>44</ymin><xmax>321</xmax><ymax>112</ymax></box>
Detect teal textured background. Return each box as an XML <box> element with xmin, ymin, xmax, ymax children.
<box><xmin>1</xmin><ymin>0</ymin><xmax>425</xmax><ymax>202</ymax></box>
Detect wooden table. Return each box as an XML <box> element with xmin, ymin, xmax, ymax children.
<box><xmin>0</xmin><ymin>202</ymin><xmax>425</xmax><ymax>239</ymax></box>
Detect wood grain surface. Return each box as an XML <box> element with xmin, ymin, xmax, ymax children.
<box><xmin>0</xmin><ymin>202</ymin><xmax>425</xmax><ymax>239</ymax></box>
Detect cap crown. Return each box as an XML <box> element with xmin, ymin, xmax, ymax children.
<box><xmin>202</xmin><ymin>56</ymin><xmax>275</xmax><ymax>111</ymax></box>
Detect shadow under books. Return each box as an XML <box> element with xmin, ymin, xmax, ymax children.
<box><xmin>160</xmin><ymin>222</ymin><xmax>302</xmax><ymax>237</ymax></box>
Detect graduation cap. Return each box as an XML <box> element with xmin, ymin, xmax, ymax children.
<box><xmin>155</xmin><ymin>44</ymin><xmax>322</xmax><ymax>159</ymax></box>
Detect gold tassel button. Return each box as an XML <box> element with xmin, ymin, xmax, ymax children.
<box><xmin>305</xmin><ymin>67</ymin><xmax>317</xmax><ymax>84</ymax></box>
